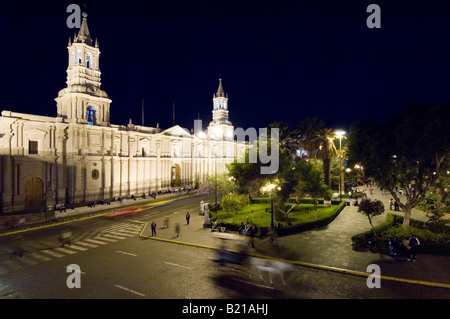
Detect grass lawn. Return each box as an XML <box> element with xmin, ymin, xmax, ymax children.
<box><xmin>214</xmin><ymin>202</ymin><xmax>340</xmax><ymax>228</ymax></box>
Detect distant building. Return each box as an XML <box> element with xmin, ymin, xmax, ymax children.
<box><xmin>0</xmin><ymin>16</ymin><xmax>246</xmax><ymax>215</ymax></box>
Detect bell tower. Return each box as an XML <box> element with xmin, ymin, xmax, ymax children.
<box><xmin>55</xmin><ymin>14</ymin><xmax>111</xmax><ymax>125</ymax></box>
<box><xmin>208</xmin><ymin>79</ymin><xmax>234</xmax><ymax>140</ymax></box>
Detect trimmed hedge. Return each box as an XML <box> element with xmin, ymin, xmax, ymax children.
<box><xmin>215</xmin><ymin>201</ymin><xmax>347</xmax><ymax>237</ymax></box>
<box><xmin>351</xmin><ymin>213</ymin><xmax>450</xmax><ymax>256</ymax></box>
<box><xmin>277</xmin><ymin>201</ymin><xmax>347</xmax><ymax>236</ymax></box>
<box><xmin>251</xmin><ymin>198</ymin><xmax>342</xmax><ymax>206</ymax></box>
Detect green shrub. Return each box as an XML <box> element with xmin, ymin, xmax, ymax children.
<box><xmin>351</xmin><ymin>213</ymin><xmax>450</xmax><ymax>256</ymax></box>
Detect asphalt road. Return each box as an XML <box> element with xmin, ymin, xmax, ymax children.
<box><xmin>0</xmin><ymin>194</ymin><xmax>448</xmax><ymax>303</ymax></box>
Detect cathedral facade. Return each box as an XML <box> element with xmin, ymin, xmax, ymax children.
<box><xmin>0</xmin><ymin>17</ymin><xmax>246</xmax><ymax>215</ymax></box>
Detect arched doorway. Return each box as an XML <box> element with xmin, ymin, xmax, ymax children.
<box><xmin>24</xmin><ymin>177</ymin><xmax>44</xmax><ymax>209</ymax></box>
<box><xmin>170</xmin><ymin>164</ymin><xmax>181</xmax><ymax>187</ymax></box>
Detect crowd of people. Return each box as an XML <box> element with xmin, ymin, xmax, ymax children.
<box><xmin>387</xmin><ymin>235</ymin><xmax>421</xmax><ymax>261</ymax></box>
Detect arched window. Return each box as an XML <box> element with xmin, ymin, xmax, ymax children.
<box><xmin>76</xmin><ymin>49</ymin><xmax>82</xmax><ymax>64</ymax></box>
<box><xmin>86</xmin><ymin>106</ymin><xmax>96</xmax><ymax>125</ymax></box>
<box><xmin>70</xmin><ymin>52</ymin><xmax>75</xmax><ymax>66</ymax></box>
<box><xmin>86</xmin><ymin>52</ymin><xmax>93</xmax><ymax>69</ymax></box>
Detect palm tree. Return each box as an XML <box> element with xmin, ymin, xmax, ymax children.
<box><xmin>295</xmin><ymin>117</ymin><xmax>325</xmax><ymax>159</ymax></box>
<box><xmin>268</xmin><ymin>121</ymin><xmax>299</xmax><ymax>159</ymax></box>
<box><xmin>316</xmin><ymin>128</ymin><xmax>338</xmax><ymax>187</ymax></box>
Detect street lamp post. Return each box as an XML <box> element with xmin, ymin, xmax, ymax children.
<box><xmin>262</xmin><ymin>183</ymin><xmax>280</xmax><ymax>230</ymax></box>
<box><xmin>335</xmin><ymin>131</ymin><xmax>345</xmax><ymax>202</ymax></box>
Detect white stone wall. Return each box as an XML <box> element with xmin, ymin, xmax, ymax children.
<box><xmin>0</xmin><ymin>112</ymin><xmax>245</xmax><ymax>213</ymax></box>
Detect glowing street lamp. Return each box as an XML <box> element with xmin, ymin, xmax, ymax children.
<box><xmin>261</xmin><ymin>183</ymin><xmax>280</xmax><ymax>230</ymax></box>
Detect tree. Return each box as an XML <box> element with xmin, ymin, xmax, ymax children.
<box><xmin>220</xmin><ymin>193</ymin><xmax>249</xmax><ymax>223</ymax></box>
<box><xmin>358</xmin><ymin>199</ymin><xmax>385</xmax><ymax>237</ymax></box>
<box><xmin>296</xmin><ymin>117</ymin><xmax>325</xmax><ymax>159</ymax></box>
<box><xmin>198</xmin><ymin>173</ymin><xmax>237</xmax><ymax>207</ymax></box>
<box><xmin>227</xmin><ymin>143</ymin><xmax>267</xmax><ymax>197</ymax></box>
<box><xmin>348</xmin><ymin>100</ymin><xmax>450</xmax><ymax>228</ymax></box>
<box><xmin>421</xmin><ymin>192</ymin><xmax>450</xmax><ymax>233</ymax></box>
<box><xmin>316</xmin><ymin>128</ymin><xmax>338</xmax><ymax>188</ymax></box>
<box><xmin>229</xmin><ymin>123</ymin><xmax>333</xmax><ymax>225</ymax></box>
<box><xmin>273</xmin><ymin>158</ymin><xmax>331</xmax><ymax>223</ymax></box>
<box><xmin>269</xmin><ymin>121</ymin><xmax>299</xmax><ymax>159</ymax></box>
<box><xmin>294</xmin><ymin>159</ymin><xmax>332</xmax><ymax>220</ymax></box>
<box><xmin>295</xmin><ymin>119</ymin><xmax>338</xmax><ymax>188</ymax></box>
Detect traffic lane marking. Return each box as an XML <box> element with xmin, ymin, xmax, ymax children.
<box><xmin>164</xmin><ymin>261</ymin><xmax>193</xmax><ymax>270</ymax></box>
<box><xmin>115</xmin><ymin>250</ymin><xmax>138</xmax><ymax>257</ymax></box>
<box><xmin>114</xmin><ymin>284</ymin><xmax>146</xmax><ymax>297</ymax></box>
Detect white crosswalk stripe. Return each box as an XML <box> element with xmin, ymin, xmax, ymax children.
<box><xmin>116</xmin><ymin>229</ymin><xmax>140</xmax><ymax>235</ymax></box>
<box><xmin>94</xmin><ymin>236</ymin><xmax>117</xmax><ymax>242</ymax></box>
<box><xmin>41</xmin><ymin>250</ymin><xmax>64</xmax><ymax>258</ymax></box>
<box><xmin>75</xmin><ymin>241</ymin><xmax>99</xmax><ymax>248</ymax></box>
<box><xmin>18</xmin><ymin>256</ymin><xmax>37</xmax><ymax>266</ymax></box>
<box><xmin>102</xmin><ymin>234</ymin><xmax>127</xmax><ymax>240</ymax></box>
<box><xmin>30</xmin><ymin>252</ymin><xmax>52</xmax><ymax>262</ymax></box>
<box><xmin>0</xmin><ymin>222</ymin><xmax>145</xmax><ymax>276</ymax></box>
<box><xmin>55</xmin><ymin>247</ymin><xmax>77</xmax><ymax>254</ymax></box>
<box><xmin>65</xmin><ymin>244</ymin><xmax>88</xmax><ymax>251</ymax></box>
<box><xmin>84</xmin><ymin>239</ymin><xmax>108</xmax><ymax>245</ymax></box>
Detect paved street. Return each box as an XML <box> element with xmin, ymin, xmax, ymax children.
<box><xmin>0</xmin><ymin>190</ymin><xmax>449</xmax><ymax>301</ymax></box>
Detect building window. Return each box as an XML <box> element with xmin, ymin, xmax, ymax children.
<box><xmin>86</xmin><ymin>106</ymin><xmax>96</xmax><ymax>125</ymax></box>
<box><xmin>92</xmin><ymin>169</ymin><xmax>99</xmax><ymax>180</ymax></box>
<box><xmin>29</xmin><ymin>141</ymin><xmax>38</xmax><ymax>154</ymax></box>
<box><xmin>86</xmin><ymin>52</ymin><xmax>93</xmax><ymax>69</ymax></box>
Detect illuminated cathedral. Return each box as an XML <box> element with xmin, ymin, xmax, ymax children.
<box><xmin>0</xmin><ymin>16</ymin><xmax>245</xmax><ymax>215</ymax></box>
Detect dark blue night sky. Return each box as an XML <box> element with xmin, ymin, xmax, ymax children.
<box><xmin>1</xmin><ymin>0</ymin><xmax>449</xmax><ymax>133</ymax></box>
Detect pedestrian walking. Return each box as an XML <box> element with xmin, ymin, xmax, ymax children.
<box><xmin>18</xmin><ymin>217</ymin><xmax>26</xmax><ymax>229</ymax></box>
<box><xmin>249</xmin><ymin>225</ymin><xmax>257</xmax><ymax>248</ymax></box>
<box><xmin>59</xmin><ymin>229</ymin><xmax>72</xmax><ymax>247</ymax></box>
<box><xmin>394</xmin><ymin>200</ymin><xmax>400</xmax><ymax>211</ymax></box>
<box><xmin>408</xmin><ymin>234</ymin><xmax>420</xmax><ymax>261</ymax></box>
<box><xmin>389</xmin><ymin>199</ymin><xmax>393</xmax><ymax>210</ymax></box>
<box><xmin>164</xmin><ymin>216</ymin><xmax>170</xmax><ymax>228</ymax></box>
<box><xmin>174</xmin><ymin>223</ymin><xmax>180</xmax><ymax>237</ymax></box>
<box><xmin>151</xmin><ymin>221</ymin><xmax>157</xmax><ymax>236</ymax></box>
<box><xmin>10</xmin><ymin>235</ymin><xmax>25</xmax><ymax>258</ymax></box>
<box><xmin>185</xmin><ymin>212</ymin><xmax>190</xmax><ymax>225</ymax></box>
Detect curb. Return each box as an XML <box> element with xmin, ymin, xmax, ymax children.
<box><xmin>139</xmin><ymin>224</ymin><xmax>450</xmax><ymax>290</ymax></box>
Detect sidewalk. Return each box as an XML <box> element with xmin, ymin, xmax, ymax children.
<box><xmin>140</xmin><ymin>187</ymin><xmax>450</xmax><ymax>290</ymax></box>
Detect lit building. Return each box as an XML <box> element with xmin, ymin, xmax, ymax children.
<box><xmin>0</xmin><ymin>16</ymin><xmax>246</xmax><ymax>215</ymax></box>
